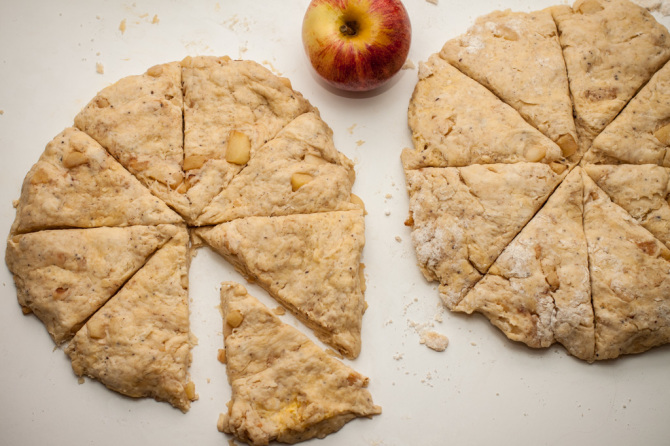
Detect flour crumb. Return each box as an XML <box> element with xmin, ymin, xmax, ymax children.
<box><xmin>393</xmin><ymin>352</ymin><xmax>404</xmax><ymax>360</ymax></box>
<box><xmin>421</xmin><ymin>371</ymin><xmax>435</xmax><ymax>386</ymax></box>
<box><xmin>422</xmin><ymin>331</ymin><xmax>449</xmax><ymax>352</ymax></box>
<box><xmin>95</xmin><ymin>62</ymin><xmax>104</xmax><ymax>74</ymax></box>
<box><xmin>152</xmin><ymin>14</ymin><xmax>159</xmax><ymax>24</ymax></box>
<box><xmin>402</xmin><ymin>59</ymin><xmax>416</xmax><ymax>70</ymax></box>
<box><xmin>272</xmin><ymin>306</ymin><xmax>286</xmax><ymax>316</ymax></box>
<box><xmin>384</xmin><ymin>209</ymin><xmax>391</xmax><ymax>216</ymax></box>
<box><xmin>426</xmin><ymin>0</ymin><xmax>438</xmax><ymax>4</ymax></box>
<box><xmin>119</xmin><ymin>18</ymin><xmax>127</xmax><ymax>34</ymax></box>
<box><xmin>395</xmin><ymin>236</ymin><xmax>402</xmax><ymax>243</ymax></box>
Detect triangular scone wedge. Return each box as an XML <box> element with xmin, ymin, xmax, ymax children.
<box><xmin>218</xmin><ymin>282</ymin><xmax>381</xmax><ymax>446</ymax></box>
<box><xmin>454</xmin><ymin>168</ymin><xmax>595</xmax><ymax>361</ymax></box>
<box><xmin>5</xmin><ymin>224</ymin><xmax>176</xmax><ymax>344</ymax></box>
<box><xmin>404</xmin><ymin>163</ymin><xmax>564</xmax><ymax>309</ymax></box>
<box><xmin>583</xmin><ymin>60</ymin><xmax>670</xmax><ymax>165</ymax></box>
<box><xmin>10</xmin><ymin>128</ymin><xmax>182</xmax><ymax>234</ymax></box>
<box><xmin>196</xmin><ymin>210</ymin><xmax>366</xmax><ymax>359</ymax></box>
<box><xmin>65</xmin><ymin>226</ymin><xmax>196</xmax><ymax>412</ymax></box>
<box><xmin>195</xmin><ymin>112</ymin><xmax>358</xmax><ymax>225</ymax></box>
<box><xmin>403</xmin><ymin>54</ymin><xmax>565</xmax><ymax>170</ymax></box>
<box><xmin>74</xmin><ymin>62</ymin><xmax>191</xmax><ymax>218</ymax></box>
<box><xmin>584</xmin><ymin>164</ymin><xmax>670</xmax><ymax>248</ymax></box>
<box><xmin>439</xmin><ymin>9</ymin><xmax>578</xmax><ymax>159</ymax></box>
<box><xmin>181</xmin><ymin>56</ymin><xmax>314</xmax><ymax>221</ymax></box>
<box><xmin>551</xmin><ymin>0</ymin><xmax>670</xmax><ymax>148</ymax></box>
<box><xmin>583</xmin><ymin>172</ymin><xmax>670</xmax><ymax>360</ymax></box>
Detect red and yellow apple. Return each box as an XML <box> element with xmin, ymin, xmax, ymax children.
<box><xmin>302</xmin><ymin>0</ymin><xmax>411</xmax><ymax>92</ymax></box>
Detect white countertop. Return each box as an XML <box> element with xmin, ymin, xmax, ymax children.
<box><xmin>1</xmin><ymin>1</ymin><xmax>669</xmax><ymax>445</ymax></box>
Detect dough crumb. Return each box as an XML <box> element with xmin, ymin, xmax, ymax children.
<box><xmin>325</xmin><ymin>348</ymin><xmax>343</xmax><ymax>359</ymax></box>
<box><xmin>272</xmin><ymin>306</ymin><xmax>286</xmax><ymax>315</ymax></box>
<box><xmin>0</xmin><ymin>110</ymin><xmax>4</xmax><ymax>115</ymax></box>
<box><xmin>402</xmin><ymin>59</ymin><xmax>416</xmax><ymax>70</ymax></box>
<box><xmin>632</xmin><ymin>0</ymin><xmax>662</xmax><ymax>10</ymax></box>
<box><xmin>152</xmin><ymin>14</ymin><xmax>159</xmax><ymax>24</ymax></box>
<box><xmin>384</xmin><ymin>209</ymin><xmax>391</xmax><ymax>216</ymax></box>
<box><xmin>347</xmin><ymin>123</ymin><xmax>357</xmax><ymax>134</ymax></box>
<box><xmin>421</xmin><ymin>331</ymin><xmax>449</xmax><ymax>352</ymax></box>
<box><xmin>95</xmin><ymin>62</ymin><xmax>104</xmax><ymax>74</ymax></box>
<box><xmin>78</xmin><ymin>377</ymin><xmax>85</xmax><ymax>384</ymax></box>
<box><xmin>119</xmin><ymin>18</ymin><xmax>127</xmax><ymax>34</ymax></box>
<box><xmin>262</xmin><ymin>60</ymin><xmax>281</xmax><ymax>75</ymax></box>
<box><xmin>393</xmin><ymin>352</ymin><xmax>404</xmax><ymax>360</ymax></box>
<box><xmin>356</xmin><ymin>139</ymin><xmax>365</xmax><ymax>147</ymax></box>
<box><xmin>633</xmin><ymin>0</ymin><xmax>670</xmax><ymax>15</ymax></box>
<box><xmin>217</xmin><ymin>348</ymin><xmax>226</xmax><ymax>364</ymax></box>
<box><xmin>395</xmin><ymin>236</ymin><xmax>402</xmax><ymax>243</ymax></box>
<box><xmin>426</xmin><ymin>0</ymin><xmax>438</xmax><ymax>4</ymax></box>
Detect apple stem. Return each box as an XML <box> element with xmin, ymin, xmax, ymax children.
<box><xmin>339</xmin><ymin>21</ymin><xmax>358</xmax><ymax>37</ymax></box>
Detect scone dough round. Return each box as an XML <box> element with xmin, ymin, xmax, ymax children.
<box><xmin>6</xmin><ymin>57</ymin><xmax>370</xmax><ymax>418</ymax></box>
<box><xmin>403</xmin><ymin>0</ymin><xmax>670</xmax><ymax>362</ymax></box>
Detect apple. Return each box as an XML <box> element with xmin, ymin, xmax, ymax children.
<box><xmin>302</xmin><ymin>0</ymin><xmax>411</xmax><ymax>92</ymax></box>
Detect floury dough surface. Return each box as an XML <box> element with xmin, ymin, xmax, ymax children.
<box><xmin>404</xmin><ymin>0</ymin><xmax>670</xmax><ymax>362</ymax></box>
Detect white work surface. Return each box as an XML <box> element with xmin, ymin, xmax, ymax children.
<box><xmin>1</xmin><ymin>1</ymin><xmax>669</xmax><ymax>445</ymax></box>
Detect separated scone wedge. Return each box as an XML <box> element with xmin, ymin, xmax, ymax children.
<box><xmin>196</xmin><ymin>210</ymin><xmax>366</xmax><ymax>359</ymax></box>
<box><xmin>10</xmin><ymin>127</ymin><xmax>182</xmax><ymax>234</ymax></box>
<box><xmin>454</xmin><ymin>168</ymin><xmax>595</xmax><ymax>361</ymax></box>
<box><xmin>6</xmin><ymin>224</ymin><xmax>176</xmax><ymax>344</ymax></box>
<box><xmin>218</xmin><ymin>282</ymin><xmax>381</xmax><ymax>446</ymax></box>
<box><xmin>584</xmin><ymin>164</ymin><xmax>670</xmax><ymax>249</ymax></box>
<box><xmin>403</xmin><ymin>54</ymin><xmax>565</xmax><ymax>170</ymax></box>
<box><xmin>65</xmin><ymin>226</ymin><xmax>196</xmax><ymax>412</ymax></box>
<box><xmin>195</xmin><ymin>112</ymin><xmax>358</xmax><ymax>226</ymax></box>
<box><xmin>440</xmin><ymin>9</ymin><xmax>578</xmax><ymax>159</ymax></box>
<box><xmin>583</xmin><ymin>60</ymin><xmax>670</xmax><ymax>166</ymax></box>
<box><xmin>583</xmin><ymin>171</ymin><xmax>670</xmax><ymax>360</ymax></box>
<box><xmin>404</xmin><ymin>163</ymin><xmax>564</xmax><ymax>309</ymax></box>
<box><xmin>551</xmin><ymin>0</ymin><xmax>670</xmax><ymax>149</ymax></box>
